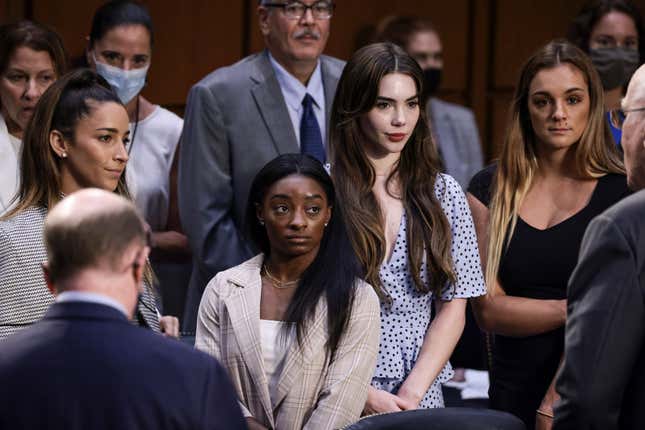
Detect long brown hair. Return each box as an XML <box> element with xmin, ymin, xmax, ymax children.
<box><xmin>330</xmin><ymin>42</ymin><xmax>455</xmax><ymax>298</ymax></box>
<box><xmin>485</xmin><ymin>40</ymin><xmax>624</xmax><ymax>291</ymax></box>
<box><xmin>3</xmin><ymin>68</ymin><xmax>129</xmax><ymax>219</ymax></box>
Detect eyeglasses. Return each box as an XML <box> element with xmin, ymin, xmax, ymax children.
<box><xmin>609</xmin><ymin>107</ymin><xmax>645</xmax><ymax>130</ymax></box>
<box><xmin>263</xmin><ymin>1</ymin><xmax>335</xmax><ymax>20</ymax></box>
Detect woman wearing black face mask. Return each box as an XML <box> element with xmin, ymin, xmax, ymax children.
<box><xmin>568</xmin><ymin>0</ymin><xmax>645</xmax><ymax>146</ymax></box>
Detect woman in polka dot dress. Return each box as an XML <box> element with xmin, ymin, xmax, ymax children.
<box><xmin>330</xmin><ymin>42</ymin><xmax>486</xmax><ymax>413</ymax></box>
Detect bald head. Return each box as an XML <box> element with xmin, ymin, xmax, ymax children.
<box><xmin>621</xmin><ymin>65</ymin><xmax>645</xmax><ymax>190</ymax></box>
<box><xmin>44</xmin><ymin>189</ymin><xmax>147</xmax><ymax>287</ymax></box>
<box><xmin>623</xmin><ymin>65</ymin><xmax>645</xmax><ymax>110</ymax></box>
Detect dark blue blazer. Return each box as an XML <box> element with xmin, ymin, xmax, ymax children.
<box><xmin>0</xmin><ymin>301</ymin><xmax>247</xmax><ymax>430</ymax></box>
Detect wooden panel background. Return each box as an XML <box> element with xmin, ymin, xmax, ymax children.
<box><xmin>3</xmin><ymin>0</ymin><xmax>645</xmax><ymax>160</ymax></box>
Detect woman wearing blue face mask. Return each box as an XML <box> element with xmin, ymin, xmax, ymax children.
<box><xmin>87</xmin><ymin>0</ymin><xmax>191</xmax><ymax>325</ymax></box>
<box><xmin>568</xmin><ymin>0</ymin><xmax>645</xmax><ymax>147</ymax></box>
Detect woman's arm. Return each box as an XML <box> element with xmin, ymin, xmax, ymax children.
<box><xmin>467</xmin><ymin>193</ymin><xmax>566</xmax><ymax>337</ymax></box>
<box><xmin>151</xmin><ymin>142</ymin><xmax>191</xmax><ymax>258</ymax></box>
<box><xmin>302</xmin><ymin>285</ymin><xmax>381</xmax><ymax>430</ymax></box>
<box><xmin>396</xmin><ymin>298</ymin><xmax>467</xmax><ymax>406</ymax></box>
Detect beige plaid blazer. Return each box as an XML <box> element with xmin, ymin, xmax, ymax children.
<box><xmin>195</xmin><ymin>254</ymin><xmax>380</xmax><ymax>430</ymax></box>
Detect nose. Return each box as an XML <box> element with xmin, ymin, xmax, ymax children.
<box><xmin>289</xmin><ymin>208</ymin><xmax>308</xmax><ymax>230</ymax></box>
<box><xmin>299</xmin><ymin>6</ymin><xmax>315</xmax><ymax>25</ymax></box>
<box><xmin>23</xmin><ymin>78</ymin><xmax>42</xmax><ymax>101</ymax></box>
<box><xmin>552</xmin><ymin>99</ymin><xmax>568</xmax><ymax>122</ymax></box>
<box><xmin>392</xmin><ymin>106</ymin><xmax>407</xmax><ymax>127</ymax></box>
<box><xmin>115</xmin><ymin>140</ymin><xmax>130</xmax><ymax>163</ymax></box>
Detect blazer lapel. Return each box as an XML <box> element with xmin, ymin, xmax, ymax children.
<box><xmin>224</xmin><ymin>259</ymin><xmax>274</xmax><ymax>426</ymax></box>
<box><xmin>250</xmin><ymin>51</ymin><xmax>299</xmax><ymax>156</ymax></box>
<box><xmin>272</xmin><ymin>299</ymin><xmax>328</xmax><ymax>411</ymax></box>
<box><xmin>321</xmin><ymin>57</ymin><xmax>339</xmax><ymax>129</ymax></box>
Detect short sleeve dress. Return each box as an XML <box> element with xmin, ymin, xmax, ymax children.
<box><xmin>370</xmin><ymin>174</ymin><xmax>486</xmax><ymax>408</ymax></box>
<box><xmin>468</xmin><ymin>164</ymin><xmax>631</xmax><ymax>428</ymax></box>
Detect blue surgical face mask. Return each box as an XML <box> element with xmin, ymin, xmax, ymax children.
<box><xmin>93</xmin><ymin>53</ymin><xmax>149</xmax><ymax>104</ymax></box>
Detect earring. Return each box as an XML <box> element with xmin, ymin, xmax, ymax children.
<box><xmin>324</xmin><ymin>222</ymin><xmax>328</xmax><ymax>227</ymax></box>
<box><xmin>259</xmin><ymin>219</ymin><xmax>265</xmax><ymax>226</ymax></box>
<box><xmin>61</xmin><ymin>152</ymin><xmax>68</xmax><ymax>158</ymax></box>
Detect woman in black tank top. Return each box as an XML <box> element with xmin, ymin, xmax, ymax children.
<box><xmin>467</xmin><ymin>40</ymin><xmax>629</xmax><ymax>429</ymax></box>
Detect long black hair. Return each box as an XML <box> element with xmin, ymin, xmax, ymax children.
<box><xmin>246</xmin><ymin>154</ymin><xmax>364</xmax><ymax>358</ymax></box>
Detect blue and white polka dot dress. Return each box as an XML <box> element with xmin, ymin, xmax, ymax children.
<box><xmin>371</xmin><ymin>174</ymin><xmax>486</xmax><ymax>408</ymax></box>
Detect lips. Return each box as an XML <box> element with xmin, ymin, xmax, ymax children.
<box><xmin>105</xmin><ymin>168</ymin><xmax>124</xmax><ymax>178</ymax></box>
<box><xmin>386</xmin><ymin>133</ymin><xmax>407</xmax><ymax>142</ymax></box>
<box><xmin>286</xmin><ymin>235</ymin><xmax>311</xmax><ymax>242</ymax></box>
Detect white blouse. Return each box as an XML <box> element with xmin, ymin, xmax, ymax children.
<box><xmin>0</xmin><ymin>113</ymin><xmax>21</xmax><ymax>215</ymax></box>
<box><xmin>260</xmin><ymin>319</ymin><xmax>295</xmax><ymax>406</ymax></box>
<box><xmin>125</xmin><ymin>106</ymin><xmax>182</xmax><ymax>231</ymax></box>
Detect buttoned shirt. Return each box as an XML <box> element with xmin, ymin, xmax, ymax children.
<box><xmin>268</xmin><ymin>53</ymin><xmax>326</xmax><ymax>146</ymax></box>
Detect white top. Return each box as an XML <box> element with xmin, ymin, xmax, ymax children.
<box><xmin>260</xmin><ymin>319</ymin><xmax>295</xmax><ymax>406</ymax></box>
<box><xmin>0</xmin><ymin>113</ymin><xmax>22</xmax><ymax>215</ymax></box>
<box><xmin>268</xmin><ymin>52</ymin><xmax>326</xmax><ymax>146</ymax></box>
<box><xmin>125</xmin><ymin>106</ymin><xmax>183</xmax><ymax>231</ymax></box>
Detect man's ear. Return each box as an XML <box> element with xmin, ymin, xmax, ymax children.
<box><xmin>49</xmin><ymin>130</ymin><xmax>69</xmax><ymax>159</ymax></box>
<box><xmin>258</xmin><ymin>5</ymin><xmax>271</xmax><ymax>37</ymax></box>
<box><xmin>42</xmin><ymin>262</ymin><xmax>57</xmax><ymax>296</ymax></box>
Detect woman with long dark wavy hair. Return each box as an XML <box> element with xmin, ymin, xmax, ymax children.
<box><xmin>330</xmin><ymin>42</ymin><xmax>486</xmax><ymax>413</ymax></box>
<box><xmin>467</xmin><ymin>40</ymin><xmax>629</xmax><ymax>429</ymax></box>
<box><xmin>195</xmin><ymin>154</ymin><xmax>381</xmax><ymax>430</ymax></box>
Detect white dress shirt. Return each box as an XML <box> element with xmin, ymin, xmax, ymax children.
<box><xmin>0</xmin><ymin>113</ymin><xmax>21</xmax><ymax>215</ymax></box>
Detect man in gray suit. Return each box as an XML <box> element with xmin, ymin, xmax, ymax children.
<box><xmin>378</xmin><ymin>16</ymin><xmax>483</xmax><ymax>189</ymax></box>
<box><xmin>178</xmin><ymin>0</ymin><xmax>344</xmax><ymax>331</ymax></box>
<box><xmin>554</xmin><ymin>65</ymin><xmax>645</xmax><ymax>429</ymax></box>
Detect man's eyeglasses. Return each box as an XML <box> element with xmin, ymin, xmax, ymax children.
<box><xmin>609</xmin><ymin>107</ymin><xmax>645</xmax><ymax>130</ymax></box>
<box><xmin>263</xmin><ymin>1</ymin><xmax>334</xmax><ymax>20</ymax></box>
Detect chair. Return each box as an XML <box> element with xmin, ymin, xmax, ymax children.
<box><xmin>342</xmin><ymin>407</ymin><xmax>526</xmax><ymax>430</ymax></box>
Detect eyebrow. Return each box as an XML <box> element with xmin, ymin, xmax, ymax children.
<box><xmin>376</xmin><ymin>95</ymin><xmax>419</xmax><ymax>102</ymax></box>
<box><xmin>531</xmin><ymin>88</ymin><xmax>585</xmax><ymax>96</ymax></box>
<box><xmin>95</xmin><ymin>128</ymin><xmax>130</xmax><ymax>134</ymax></box>
<box><xmin>269</xmin><ymin>194</ymin><xmax>324</xmax><ymax>200</ymax></box>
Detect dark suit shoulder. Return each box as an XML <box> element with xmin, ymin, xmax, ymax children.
<box><xmin>467</xmin><ymin>163</ymin><xmax>497</xmax><ymax>207</ymax></box>
<box><xmin>597</xmin><ymin>188</ymin><xmax>645</xmax><ymax>240</ymax></box>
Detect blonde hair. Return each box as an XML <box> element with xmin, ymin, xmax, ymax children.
<box><xmin>485</xmin><ymin>40</ymin><xmax>624</xmax><ymax>291</ymax></box>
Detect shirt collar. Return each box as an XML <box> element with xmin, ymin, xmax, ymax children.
<box><xmin>56</xmin><ymin>291</ymin><xmax>129</xmax><ymax>317</ymax></box>
<box><xmin>268</xmin><ymin>52</ymin><xmax>324</xmax><ymax>111</ymax></box>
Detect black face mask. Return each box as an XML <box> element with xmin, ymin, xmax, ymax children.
<box><xmin>590</xmin><ymin>47</ymin><xmax>640</xmax><ymax>90</ymax></box>
<box><xmin>422</xmin><ymin>67</ymin><xmax>442</xmax><ymax>97</ymax></box>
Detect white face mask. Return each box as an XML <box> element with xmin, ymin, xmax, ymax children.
<box><xmin>92</xmin><ymin>53</ymin><xmax>149</xmax><ymax>104</ymax></box>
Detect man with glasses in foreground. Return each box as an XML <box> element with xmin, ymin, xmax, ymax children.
<box><xmin>179</xmin><ymin>0</ymin><xmax>344</xmax><ymax>333</ymax></box>
<box><xmin>554</xmin><ymin>65</ymin><xmax>645</xmax><ymax>429</ymax></box>
<box><xmin>0</xmin><ymin>189</ymin><xmax>246</xmax><ymax>430</ymax></box>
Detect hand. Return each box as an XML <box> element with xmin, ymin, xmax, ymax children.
<box><xmin>246</xmin><ymin>417</ymin><xmax>269</xmax><ymax>430</ymax></box>
<box><xmin>363</xmin><ymin>387</ymin><xmax>416</xmax><ymax>415</ymax></box>
<box><xmin>159</xmin><ymin>315</ymin><xmax>179</xmax><ymax>338</ymax></box>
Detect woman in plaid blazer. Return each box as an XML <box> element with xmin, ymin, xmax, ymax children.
<box><xmin>196</xmin><ymin>154</ymin><xmax>381</xmax><ymax>430</ymax></box>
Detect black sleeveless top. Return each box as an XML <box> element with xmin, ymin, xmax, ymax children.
<box><xmin>468</xmin><ymin>164</ymin><xmax>630</xmax><ymax>428</ymax></box>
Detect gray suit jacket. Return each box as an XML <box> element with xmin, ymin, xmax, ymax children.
<box><xmin>554</xmin><ymin>189</ymin><xmax>645</xmax><ymax>430</ymax></box>
<box><xmin>428</xmin><ymin>98</ymin><xmax>483</xmax><ymax>189</ymax></box>
<box><xmin>178</xmin><ymin>51</ymin><xmax>344</xmax><ymax>331</ymax></box>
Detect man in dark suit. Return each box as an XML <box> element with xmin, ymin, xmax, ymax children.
<box><xmin>554</xmin><ymin>65</ymin><xmax>645</xmax><ymax>429</ymax></box>
<box><xmin>178</xmin><ymin>0</ymin><xmax>344</xmax><ymax>332</ymax></box>
<box><xmin>0</xmin><ymin>189</ymin><xmax>246</xmax><ymax>430</ymax></box>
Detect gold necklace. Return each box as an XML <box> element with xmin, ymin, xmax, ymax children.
<box><xmin>263</xmin><ymin>264</ymin><xmax>300</xmax><ymax>289</ymax></box>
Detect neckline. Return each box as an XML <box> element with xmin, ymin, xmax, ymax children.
<box><xmin>385</xmin><ymin>212</ymin><xmax>406</xmax><ymax>266</ymax></box>
<box><xmin>518</xmin><ymin>175</ymin><xmax>606</xmax><ymax>232</ymax></box>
